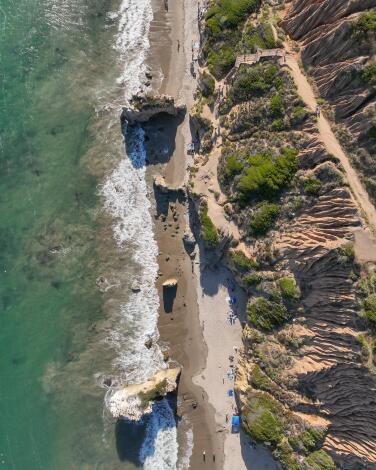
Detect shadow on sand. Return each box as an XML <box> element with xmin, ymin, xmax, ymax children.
<box><xmin>115</xmin><ymin>395</ymin><xmax>178</xmax><ymax>466</ymax></box>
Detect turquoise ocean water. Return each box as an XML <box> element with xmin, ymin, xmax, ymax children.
<box><xmin>0</xmin><ymin>0</ymin><xmax>138</xmax><ymax>468</ymax></box>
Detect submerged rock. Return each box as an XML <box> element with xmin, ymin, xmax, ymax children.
<box><xmin>122</xmin><ymin>94</ymin><xmax>186</xmax><ymax>124</ymax></box>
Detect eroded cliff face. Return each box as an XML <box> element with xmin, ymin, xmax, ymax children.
<box><xmin>282</xmin><ymin>0</ymin><xmax>376</xmax><ymax>202</ymax></box>
<box><xmin>191</xmin><ymin>1</ymin><xmax>376</xmax><ymax>467</ymax></box>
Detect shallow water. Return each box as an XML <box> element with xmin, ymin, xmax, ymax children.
<box><xmin>0</xmin><ymin>0</ymin><xmax>179</xmax><ymax>468</ymax></box>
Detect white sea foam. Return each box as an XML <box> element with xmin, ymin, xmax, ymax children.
<box><xmin>102</xmin><ymin>0</ymin><xmax>179</xmax><ymax>468</ymax></box>
<box><xmin>115</xmin><ymin>0</ymin><xmax>153</xmax><ymax>94</ymax></box>
<box><xmin>101</xmin><ymin>125</ymin><xmax>164</xmax><ymax>385</ymax></box>
<box><xmin>139</xmin><ymin>399</ymin><xmax>178</xmax><ymax>470</ymax></box>
<box><xmin>178</xmin><ymin>427</ymin><xmax>194</xmax><ymax>470</ymax></box>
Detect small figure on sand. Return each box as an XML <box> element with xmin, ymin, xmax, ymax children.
<box><xmin>202</xmin><ymin>450</ymin><xmax>206</xmax><ymax>462</ymax></box>
<box><xmin>316</xmin><ymin>105</ymin><xmax>321</xmax><ymax>117</ymax></box>
<box><xmin>177</xmin><ymin>40</ymin><xmax>180</xmax><ymax>52</ymax></box>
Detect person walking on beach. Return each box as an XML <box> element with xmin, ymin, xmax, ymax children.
<box><xmin>203</xmin><ymin>450</ymin><xmax>206</xmax><ymax>462</ymax></box>
<box><xmin>177</xmin><ymin>40</ymin><xmax>180</xmax><ymax>52</ymax></box>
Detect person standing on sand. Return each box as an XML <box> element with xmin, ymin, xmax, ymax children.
<box><xmin>316</xmin><ymin>105</ymin><xmax>321</xmax><ymax>117</ymax></box>
<box><xmin>203</xmin><ymin>450</ymin><xmax>206</xmax><ymax>462</ymax></box>
<box><xmin>177</xmin><ymin>40</ymin><xmax>180</xmax><ymax>52</ymax></box>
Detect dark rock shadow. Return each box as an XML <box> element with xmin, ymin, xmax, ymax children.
<box><xmin>121</xmin><ymin>110</ymin><xmax>185</xmax><ymax>168</ymax></box>
<box><xmin>115</xmin><ymin>394</ymin><xmax>178</xmax><ymax>466</ymax></box>
<box><xmin>153</xmin><ymin>186</ymin><xmax>186</xmax><ymax>218</ymax></box>
<box><xmin>115</xmin><ymin>418</ymin><xmax>145</xmax><ymax>466</ymax></box>
<box><xmin>163</xmin><ymin>284</ymin><xmax>177</xmax><ymax>313</ymax></box>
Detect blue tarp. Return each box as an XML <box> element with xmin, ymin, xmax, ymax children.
<box><xmin>227</xmin><ymin>390</ymin><xmax>234</xmax><ymax>397</ymax></box>
<box><xmin>232</xmin><ymin>416</ymin><xmax>240</xmax><ymax>425</ymax></box>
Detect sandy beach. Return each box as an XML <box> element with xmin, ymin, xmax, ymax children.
<box><xmin>144</xmin><ymin>0</ymin><xmax>222</xmax><ymax>468</ymax></box>
<box><xmin>142</xmin><ymin>0</ymin><xmax>281</xmax><ymax>468</ymax></box>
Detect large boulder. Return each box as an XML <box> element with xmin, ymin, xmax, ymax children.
<box><xmin>122</xmin><ymin>94</ymin><xmax>186</xmax><ymax>124</ymax></box>
<box><xmin>107</xmin><ymin>367</ymin><xmax>181</xmax><ymax>420</ymax></box>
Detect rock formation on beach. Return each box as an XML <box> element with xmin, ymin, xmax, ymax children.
<box><xmin>121</xmin><ymin>93</ymin><xmax>186</xmax><ymax>124</ymax></box>
<box><xmin>107</xmin><ymin>367</ymin><xmax>181</xmax><ymax>420</ymax></box>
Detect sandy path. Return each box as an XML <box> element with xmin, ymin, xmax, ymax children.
<box><xmin>193</xmin><ymin>265</ymin><xmax>279</xmax><ymax>469</ymax></box>
<box><xmin>285</xmin><ymin>54</ymin><xmax>376</xmax><ymax>230</ymax></box>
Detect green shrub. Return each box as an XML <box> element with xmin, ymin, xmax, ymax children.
<box><xmin>352</xmin><ymin>11</ymin><xmax>376</xmax><ymax>37</ymax></box>
<box><xmin>303</xmin><ymin>178</ymin><xmax>322</xmax><ymax>196</ymax></box>
<box><xmin>291</xmin><ymin>106</ymin><xmax>308</xmax><ymax>124</ymax></box>
<box><xmin>238</xmin><ymin>148</ymin><xmax>298</xmax><ymax>200</ymax></box>
<box><xmin>250</xmin><ymin>202</ymin><xmax>280</xmax><ymax>236</ymax></box>
<box><xmin>362</xmin><ymin>63</ymin><xmax>376</xmax><ymax>86</ymax></box>
<box><xmin>337</xmin><ymin>245</ymin><xmax>355</xmax><ymax>264</ymax></box>
<box><xmin>363</xmin><ymin>293</ymin><xmax>376</xmax><ymax>326</ymax></box>
<box><xmin>244</xmin><ymin>273</ymin><xmax>263</xmax><ymax>285</ymax></box>
<box><xmin>274</xmin><ymin>440</ymin><xmax>302</xmax><ymax>470</ymax></box>
<box><xmin>305</xmin><ymin>450</ymin><xmax>335</xmax><ymax>470</ymax></box>
<box><xmin>208</xmin><ymin>46</ymin><xmax>236</xmax><ymax>78</ymax></box>
<box><xmin>301</xmin><ymin>428</ymin><xmax>326</xmax><ymax>453</ymax></box>
<box><xmin>250</xmin><ymin>364</ymin><xmax>273</xmax><ymax>390</ymax></box>
<box><xmin>200</xmin><ymin>71</ymin><xmax>216</xmax><ymax>97</ymax></box>
<box><xmin>206</xmin><ymin>0</ymin><xmax>261</xmax><ymax>32</ymax></box>
<box><xmin>225</xmin><ymin>154</ymin><xmax>244</xmax><ymax>177</ymax></box>
<box><xmin>279</xmin><ymin>277</ymin><xmax>300</xmax><ymax>300</ymax></box>
<box><xmin>231</xmin><ymin>250</ymin><xmax>259</xmax><ymax>270</ymax></box>
<box><xmin>269</xmin><ymin>94</ymin><xmax>284</xmax><ymax>117</ymax></box>
<box><xmin>243</xmin><ymin>393</ymin><xmax>284</xmax><ymax>445</ymax></box>
<box><xmin>240</xmin><ymin>22</ymin><xmax>276</xmax><ymax>52</ymax></box>
<box><xmin>247</xmin><ymin>297</ymin><xmax>290</xmax><ymax>330</ymax></box>
<box><xmin>139</xmin><ymin>379</ymin><xmax>168</xmax><ymax>408</ymax></box>
<box><xmin>272</xmin><ymin>118</ymin><xmax>284</xmax><ymax>131</ymax></box>
<box><xmin>231</xmin><ymin>64</ymin><xmax>280</xmax><ymax>102</ymax></box>
<box><xmin>199</xmin><ymin>203</ymin><xmax>219</xmax><ymax>247</ymax></box>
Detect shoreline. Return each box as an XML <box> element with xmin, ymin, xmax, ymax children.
<box><xmin>145</xmin><ymin>0</ymin><xmax>222</xmax><ymax>468</ymax></box>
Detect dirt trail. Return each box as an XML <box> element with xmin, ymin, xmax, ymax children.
<box><xmin>285</xmin><ymin>53</ymin><xmax>376</xmax><ymax>230</ymax></box>
<box><xmin>286</xmin><ymin>54</ymin><xmax>376</xmax><ymax>230</ymax></box>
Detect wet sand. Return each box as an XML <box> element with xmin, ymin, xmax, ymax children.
<box><xmin>145</xmin><ymin>0</ymin><xmax>222</xmax><ymax>468</ymax></box>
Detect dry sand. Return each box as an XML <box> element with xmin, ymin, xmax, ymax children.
<box><xmin>144</xmin><ymin>0</ymin><xmax>279</xmax><ymax>468</ymax></box>
<box><xmin>145</xmin><ymin>0</ymin><xmax>222</xmax><ymax>468</ymax></box>
<box><xmin>193</xmin><ymin>263</ymin><xmax>279</xmax><ymax>470</ymax></box>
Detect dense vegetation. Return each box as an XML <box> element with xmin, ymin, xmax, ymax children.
<box><xmin>250</xmin><ymin>202</ymin><xmax>280</xmax><ymax>236</ymax></box>
<box><xmin>231</xmin><ymin>250</ymin><xmax>259</xmax><ymax>270</ymax></box>
<box><xmin>238</xmin><ymin>22</ymin><xmax>277</xmax><ymax>53</ymax></box>
<box><xmin>199</xmin><ymin>202</ymin><xmax>219</xmax><ymax>247</ymax></box>
<box><xmin>247</xmin><ymin>297</ymin><xmax>290</xmax><ymax>330</ymax></box>
<box><xmin>228</xmin><ymin>64</ymin><xmax>282</xmax><ymax>104</ymax></box>
<box><xmin>243</xmin><ymin>390</ymin><xmax>333</xmax><ymax>470</ymax></box>
<box><xmin>352</xmin><ymin>10</ymin><xmax>376</xmax><ymax>37</ymax></box>
<box><xmin>139</xmin><ymin>379</ymin><xmax>168</xmax><ymax>409</ymax></box>
<box><xmin>362</xmin><ymin>62</ymin><xmax>376</xmax><ymax>86</ymax></box>
<box><xmin>238</xmin><ymin>148</ymin><xmax>298</xmax><ymax>200</ymax></box>
<box><xmin>204</xmin><ymin>0</ymin><xmax>261</xmax><ymax>77</ymax></box>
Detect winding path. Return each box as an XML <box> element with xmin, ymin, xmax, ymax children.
<box><xmin>285</xmin><ymin>53</ymin><xmax>376</xmax><ymax>230</ymax></box>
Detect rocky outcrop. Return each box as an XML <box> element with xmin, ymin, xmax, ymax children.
<box><xmin>281</xmin><ymin>0</ymin><xmax>376</xmax><ymax>40</ymax></box>
<box><xmin>107</xmin><ymin>367</ymin><xmax>181</xmax><ymax>420</ymax></box>
<box><xmin>282</xmin><ymin>0</ymin><xmax>376</xmax><ymax>204</ymax></box>
<box><xmin>122</xmin><ymin>94</ymin><xmax>186</xmax><ymax>124</ymax></box>
<box><xmin>153</xmin><ymin>174</ymin><xmax>185</xmax><ymax>194</ymax></box>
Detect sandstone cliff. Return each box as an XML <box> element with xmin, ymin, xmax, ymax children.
<box><xmin>282</xmin><ymin>0</ymin><xmax>376</xmax><ymax>202</ymax></box>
